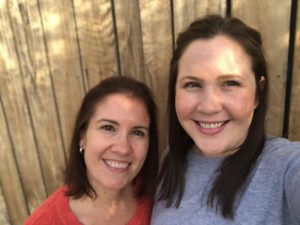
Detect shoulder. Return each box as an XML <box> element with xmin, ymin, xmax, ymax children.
<box><xmin>127</xmin><ymin>195</ymin><xmax>153</xmax><ymax>225</ymax></box>
<box><xmin>265</xmin><ymin>137</ymin><xmax>300</xmax><ymax>223</ymax></box>
<box><xmin>252</xmin><ymin>137</ymin><xmax>300</xmax><ymax>191</ymax></box>
<box><xmin>264</xmin><ymin>136</ymin><xmax>300</xmax><ymax>150</ymax></box>
<box><xmin>23</xmin><ymin>186</ymin><xmax>68</xmax><ymax>225</ymax></box>
<box><xmin>261</xmin><ymin>137</ymin><xmax>300</xmax><ymax>191</ymax></box>
<box><xmin>262</xmin><ymin>136</ymin><xmax>300</xmax><ymax>163</ymax></box>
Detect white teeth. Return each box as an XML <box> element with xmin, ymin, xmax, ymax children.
<box><xmin>105</xmin><ymin>160</ymin><xmax>129</xmax><ymax>169</ymax></box>
<box><xmin>199</xmin><ymin>122</ymin><xmax>224</xmax><ymax>129</ymax></box>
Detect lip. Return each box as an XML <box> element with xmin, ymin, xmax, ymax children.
<box><xmin>194</xmin><ymin>120</ymin><xmax>228</xmax><ymax>135</ymax></box>
<box><xmin>103</xmin><ymin>159</ymin><xmax>131</xmax><ymax>172</ymax></box>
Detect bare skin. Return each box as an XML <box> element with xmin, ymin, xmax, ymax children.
<box><xmin>69</xmin><ymin>185</ymin><xmax>136</xmax><ymax>225</ymax></box>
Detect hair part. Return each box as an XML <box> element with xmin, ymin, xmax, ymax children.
<box><xmin>158</xmin><ymin>14</ymin><xmax>268</xmax><ymax>219</ymax></box>
<box><xmin>65</xmin><ymin>76</ymin><xmax>159</xmax><ymax>199</ymax></box>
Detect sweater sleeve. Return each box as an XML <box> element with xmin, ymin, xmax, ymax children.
<box><xmin>284</xmin><ymin>146</ymin><xmax>300</xmax><ymax>223</ymax></box>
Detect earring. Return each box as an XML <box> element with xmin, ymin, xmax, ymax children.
<box><xmin>79</xmin><ymin>146</ymin><xmax>84</xmax><ymax>154</ymax></box>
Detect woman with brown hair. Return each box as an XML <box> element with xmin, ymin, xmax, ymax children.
<box><xmin>152</xmin><ymin>15</ymin><xmax>300</xmax><ymax>225</ymax></box>
<box><xmin>24</xmin><ymin>76</ymin><xmax>159</xmax><ymax>225</ymax></box>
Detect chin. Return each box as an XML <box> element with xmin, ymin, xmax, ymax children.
<box><xmin>201</xmin><ymin>151</ymin><xmax>226</xmax><ymax>157</ymax></box>
<box><xmin>106</xmin><ymin>181</ymin><xmax>131</xmax><ymax>190</ymax></box>
<box><xmin>195</xmin><ymin>142</ymin><xmax>230</xmax><ymax>157</ymax></box>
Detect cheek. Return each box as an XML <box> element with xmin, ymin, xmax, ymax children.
<box><xmin>133</xmin><ymin>139</ymin><xmax>149</xmax><ymax>159</ymax></box>
<box><xmin>84</xmin><ymin>136</ymin><xmax>99</xmax><ymax>151</ymax></box>
<box><xmin>134</xmin><ymin>148</ymin><xmax>148</xmax><ymax>168</ymax></box>
<box><xmin>226</xmin><ymin>92</ymin><xmax>256</xmax><ymax>120</ymax></box>
<box><xmin>175</xmin><ymin>98</ymin><xmax>185</xmax><ymax>119</ymax></box>
<box><xmin>175</xmin><ymin>91</ymin><xmax>196</xmax><ymax>119</ymax></box>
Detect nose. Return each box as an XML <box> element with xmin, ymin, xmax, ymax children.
<box><xmin>110</xmin><ymin>134</ymin><xmax>132</xmax><ymax>155</ymax></box>
<box><xmin>197</xmin><ymin>87</ymin><xmax>223</xmax><ymax>114</ymax></box>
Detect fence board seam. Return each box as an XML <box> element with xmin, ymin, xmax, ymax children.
<box><xmin>6</xmin><ymin>2</ymin><xmax>47</xmax><ymax>213</ymax></box>
<box><xmin>0</xmin><ymin>95</ymin><xmax>30</xmax><ymax>216</ymax></box>
<box><xmin>71</xmin><ymin>0</ymin><xmax>88</xmax><ymax>94</ymax></box>
<box><xmin>36</xmin><ymin>0</ymin><xmax>67</xmax><ymax>164</ymax></box>
<box><xmin>226</xmin><ymin>0</ymin><xmax>231</xmax><ymax>16</ymax></box>
<box><xmin>0</xmin><ymin>181</ymin><xmax>12</xmax><ymax>225</ymax></box>
<box><xmin>283</xmin><ymin>0</ymin><xmax>298</xmax><ymax>138</ymax></box>
<box><xmin>170</xmin><ymin>0</ymin><xmax>175</xmax><ymax>52</ymax></box>
<box><xmin>110</xmin><ymin>0</ymin><xmax>122</xmax><ymax>77</ymax></box>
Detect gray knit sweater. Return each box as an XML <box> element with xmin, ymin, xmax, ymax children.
<box><xmin>151</xmin><ymin>137</ymin><xmax>300</xmax><ymax>225</ymax></box>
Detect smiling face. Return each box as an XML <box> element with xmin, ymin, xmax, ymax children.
<box><xmin>80</xmin><ymin>93</ymin><xmax>150</xmax><ymax>191</ymax></box>
<box><xmin>175</xmin><ymin>35</ymin><xmax>261</xmax><ymax>157</ymax></box>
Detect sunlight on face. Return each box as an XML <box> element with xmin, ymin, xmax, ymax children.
<box><xmin>176</xmin><ymin>35</ymin><xmax>258</xmax><ymax>157</ymax></box>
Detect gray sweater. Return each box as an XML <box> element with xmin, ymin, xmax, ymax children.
<box><xmin>151</xmin><ymin>137</ymin><xmax>300</xmax><ymax>225</ymax></box>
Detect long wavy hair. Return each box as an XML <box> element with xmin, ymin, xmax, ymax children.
<box><xmin>158</xmin><ymin>14</ymin><xmax>268</xmax><ymax>219</ymax></box>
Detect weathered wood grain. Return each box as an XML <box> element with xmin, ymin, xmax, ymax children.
<box><xmin>0</xmin><ymin>1</ymin><xmax>300</xmax><ymax>224</ymax></box>
<box><xmin>9</xmin><ymin>0</ymin><xmax>66</xmax><ymax>196</ymax></box>
<box><xmin>10</xmin><ymin>1</ymin><xmax>65</xmax><ymax>194</ymax></box>
<box><xmin>74</xmin><ymin>0</ymin><xmax>118</xmax><ymax>88</ymax></box>
<box><xmin>232</xmin><ymin>0</ymin><xmax>292</xmax><ymax>136</ymax></box>
<box><xmin>38</xmin><ymin>0</ymin><xmax>86</xmax><ymax>154</ymax></box>
<box><xmin>0</xmin><ymin>0</ymin><xmax>47</xmax><ymax>215</ymax></box>
<box><xmin>0</xmin><ymin>99</ymin><xmax>28</xmax><ymax>225</ymax></box>
<box><xmin>0</xmin><ymin>185</ymin><xmax>10</xmax><ymax>225</ymax></box>
<box><xmin>289</xmin><ymin>0</ymin><xmax>300</xmax><ymax>141</ymax></box>
<box><xmin>173</xmin><ymin>0</ymin><xmax>227</xmax><ymax>38</ymax></box>
<box><xmin>114</xmin><ymin>0</ymin><xmax>146</xmax><ymax>81</ymax></box>
<box><xmin>139</xmin><ymin>0</ymin><xmax>173</xmax><ymax>150</ymax></box>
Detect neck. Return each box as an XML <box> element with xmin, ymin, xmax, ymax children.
<box><xmin>69</xmin><ymin>184</ymin><xmax>137</xmax><ymax>225</ymax></box>
<box><xmin>91</xmin><ymin>184</ymin><xmax>134</xmax><ymax>208</ymax></box>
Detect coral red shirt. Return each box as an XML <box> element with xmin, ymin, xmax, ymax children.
<box><xmin>23</xmin><ymin>186</ymin><xmax>153</xmax><ymax>225</ymax></box>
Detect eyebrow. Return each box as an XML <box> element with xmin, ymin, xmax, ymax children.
<box><xmin>96</xmin><ymin>119</ymin><xmax>149</xmax><ymax>131</ymax></box>
<box><xmin>218</xmin><ymin>74</ymin><xmax>243</xmax><ymax>79</ymax></box>
<box><xmin>178</xmin><ymin>75</ymin><xmax>202</xmax><ymax>82</ymax></box>
<box><xmin>96</xmin><ymin>119</ymin><xmax>119</xmax><ymax>125</ymax></box>
<box><xmin>178</xmin><ymin>74</ymin><xmax>243</xmax><ymax>81</ymax></box>
<box><xmin>134</xmin><ymin>126</ymin><xmax>149</xmax><ymax>131</ymax></box>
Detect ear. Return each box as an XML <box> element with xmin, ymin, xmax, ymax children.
<box><xmin>258</xmin><ymin>76</ymin><xmax>265</xmax><ymax>91</ymax></box>
<box><xmin>79</xmin><ymin>134</ymin><xmax>86</xmax><ymax>149</ymax></box>
<box><xmin>254</xmin><ymin>76</ymin><xmax>265</xmax><ymax>108</ymax></box>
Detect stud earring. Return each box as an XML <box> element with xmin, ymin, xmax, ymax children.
<box><xmin>79</xmin><ymin>146</ymin><xmax>84</xmax><ymax>154</ymax></box>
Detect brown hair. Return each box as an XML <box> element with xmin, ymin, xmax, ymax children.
<box><xmin>158</xmin><ymin>14</ymin><xmax>268</xmax><ymax>219</ymax></box>
<box><xmin>65</xmin><ymin>76</ymin><xmax>159</xmax><ymax>199</ymax></box>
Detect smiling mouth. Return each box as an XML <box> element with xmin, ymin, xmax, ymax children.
<box><xmin>104</xmin><ymin>159</ymin><xmax>130</xmax><ymax>169</ymax></box>
<box><xmin>197</xmin><ymin>121</ymin><xmax>228</xmax><ymax>129</ymax></box>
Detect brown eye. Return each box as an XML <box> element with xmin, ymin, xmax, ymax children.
<box><xmin>101</xmin><ymin>125</ymin><xmax>115</xmax><ymax>132</ymax></box>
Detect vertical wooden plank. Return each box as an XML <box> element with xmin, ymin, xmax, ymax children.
<box><xmin>232</xmin><ymin>0</ymin><xmax>292</xmax><ymax>136</ymax></box>
<box><xmin>0</xmin><ymin>99</ymin><xmax>27</xmax><ymax>224</ymax></box>
<box><xmin>0</xmin><ymin>83</ymin><xmax>28</xmax><ymax>225</ymax></box>
<box><xmin>0</xmin><ymin>184</ymin><xmax>11</xmax><ymax>225</ymax></box>
<box><xmin>173</xmin><ymin>0</ymin><xmax>227</xmax><ymax>37</ymax></box>
<box><xmin>0</xmin><ymin>0</ymin><xmax>47</xmax><ymax>214</ymax></box>
<box><xmin>9</xmin><ymin>0</ymin><xmax>66</xmax><ymax>195</ymax></box>
<box><xmin>139</xmin><ymin>0</ymin><xmax>173</xmax><ymax>150</ymax></box>
<box><xmin>289</xmin><ymin>0</ymin><xmax>300</xmax><ymax>141</ymax></box>
<box><xmin>38</xmin><ymin>0</ymin><xmax>85</xmax><ymax>154</ymax></box>
<box><xmin>74</xmin><ymin>0</ymin><xmax>118</xmax><ymax>88</ymax></box>
<box><xmin>114</xmin><ymin>0</ymin><xmax>146</xmax><ymax>81</ymax></box>
<box><xmin>11</xmin><ymin>0</ymin><xmax>66</xmax><ymax>195</ymax></box>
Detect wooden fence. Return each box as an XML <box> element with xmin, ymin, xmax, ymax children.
<box><xmin>0</xmin><ymin>0</ymin><xmax>299</xmax><ymax>224</ymax></box>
